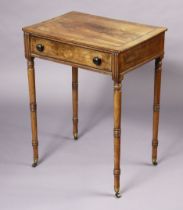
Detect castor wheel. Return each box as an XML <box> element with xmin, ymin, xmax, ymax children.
<box><xmin>115</xmin><ymin>192</ymin><xmax>121</xmax><ymax>198</ymax></box>
<box><xmin>32</xmin><ymin>160</ymin><xmax>38</xmax><ymax>167</ymax></box>
<box><xmin>74</xmin><ymin>133</ymin><xmax>78</xmax><ymax>140</ymax></box>
<box><xmin>152</xmin><ymin>159</ymin><xmax>158</xmax><ymax>166</ymax></box>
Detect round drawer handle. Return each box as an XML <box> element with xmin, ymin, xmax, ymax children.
<box><xmin>36</xmin><ymin>44</ymin><xmax>44</xmax><ymax>52</ymax></box>
<box><xmin>93</xmin><ymin>57</ymin><xmax>102</xmax><ymax>66</ymax></box>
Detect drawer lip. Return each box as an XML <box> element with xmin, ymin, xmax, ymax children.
<box><xmin>30</xmin><ymin>35</ymin><xmax>112</xmax><ymax>72</ymax></box>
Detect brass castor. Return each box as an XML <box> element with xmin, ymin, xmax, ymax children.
<box><xmin>152</xmin><ymin>159</ymin><xmax>158</xmax><ymax>166</ymax></box>
<box><xmin>74</xmin><ymin>133</ymin><xmax>78</xmax><ymax>140</ymax></box>
<box><xmin>115</xmin><ymin>192</ymin><xmax>121</xmax><ymax>198</ymax></box>
<box><xmin>32</xmin><ymin>160</ymin><xmax>38</xmax><ymax>167</ymax></box>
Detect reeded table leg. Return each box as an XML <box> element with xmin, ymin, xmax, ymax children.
<box><xmin>27</xmin><ymin>58</ymin><xmax>39</xmax><ymax>167</ymax></box>
<box><xmin>72</xmin><ymin>66</ymin><xmax>78</xmax><ymax>140</ymax></box>
<box><xmin>152</xmin><ymin>57</ymin><xmax>163</xmax><ymax>166</ymax></box>
<box><xmin>113</xmin><ymin>81</ymin><xmax>122</xmax><ymax>198</ymax></box>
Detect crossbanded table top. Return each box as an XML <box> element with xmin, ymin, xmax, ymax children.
<box><xmin>23</xmin><ymin>11</ymin><xmax>167</xmax><ymax>52</ymax></box>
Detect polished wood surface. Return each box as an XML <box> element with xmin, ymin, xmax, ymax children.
<box><xmin>27</xmin><ymin>58</ymin><xmax>39</xmax><ymax>167</ymax></box>
<box><xmin>120</xmin><ymin>33</ymin><xmax>165</xmax><ymax>73</ymax></box>
<box><xmin>23</xmin><ymin>11</ymin><xmax>166</xmax><ymax>52</ymax></box>
<box><xmin>152</xmin><ymin>57</ymin><xmax>163</xmax><ymax>165</ymax></box>
<box><xmin>113</xmin><ymin>82</ymin><xmax>122</xmax><ymax>197</ymax></box>
<box><xmin>23</xmin><ymin>11</ymin><xmax>167</xmax><ymax>78</ymax></box>
<box><xmin>23</xmin><ymin>11</ymin><xmax>167</xmax><ymax>197</ymax></box>
<box><xmin>72</xmin><ymin>66</ymin><xmax>78</xmax><ymax>140</ymax></box>
<box><xmin>31</xmin><ymin>36</ymin><xmax>112</xmax><ymax>72</ymax></box>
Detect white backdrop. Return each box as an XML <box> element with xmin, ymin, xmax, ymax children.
<box><xmin>0</xmin><ymin>1</ymin><xmax>183</xmax><ymax>210</ymax></box>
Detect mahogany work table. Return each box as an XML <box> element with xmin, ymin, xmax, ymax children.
<box><xmin>23</xmin><ymin>11</ymin><xmax>167</xmax><ymax>198</ymax></box>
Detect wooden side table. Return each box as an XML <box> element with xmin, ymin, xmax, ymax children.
<box><xmin>22</xmin><ymin>11</ymin><xmax>167</xmax><ymax>197</ymax></box>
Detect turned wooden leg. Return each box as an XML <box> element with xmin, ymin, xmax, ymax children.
<box><xmin>152</xmin><ymin>57</ymin><xmax>163</xmax><ymax>166</ymax></box>
<box><xmin>72</xmin><ymin>66</ymin><xmax>78</xmax><ymax>140</ymax></box>
<box><xmin>27</xmin><ymin>58</ymin><xmax>39</xmax><ymax>167</ymax></box>
<box><xmin>113</xmin><ymin>81</ymin><xmax>122</xmax><ymax>198</ymax></box>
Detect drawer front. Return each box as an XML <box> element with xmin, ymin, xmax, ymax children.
<box><xmin>31</xmin><ymin>36</ymin><xmax>112</xmax><ymax>71</ymax></box>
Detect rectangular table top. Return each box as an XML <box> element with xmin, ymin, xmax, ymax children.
<box><xmin>23</xmin><ymin>11</ymin><xmax>167</xmax><ymax>52</ymax></box>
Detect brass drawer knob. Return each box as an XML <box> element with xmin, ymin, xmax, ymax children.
<box><xmin>36</xmin><ymin>44</ymin><xmax>44</xmax><ymax>52</ymax></box>
<box><xmin>93</xmin><ymin>57</ymin><xmax>102</xmax><ymax>66</ymax></box>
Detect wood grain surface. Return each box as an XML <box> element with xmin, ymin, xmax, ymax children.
<box><xmin>31</xmin><ymin>36</ymin><xmax>112</xmax><ymax>71</ymax></box>
<box><xmin>23</xmin><ymin>11</ymin><xmax>167</xmax><ymax>196</ymax></box>
<box><xmin>23</xmin><ymin>11</ymin><xmax>167</xmax><ymax>52</ymax></box>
